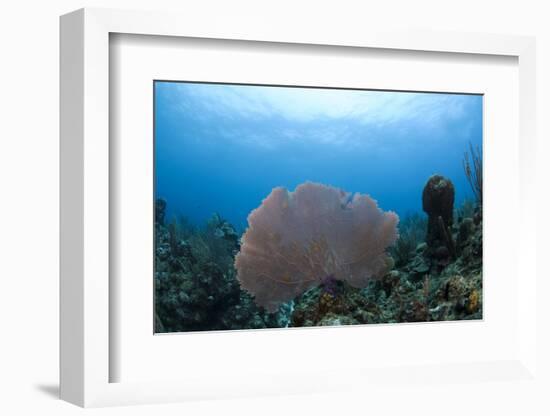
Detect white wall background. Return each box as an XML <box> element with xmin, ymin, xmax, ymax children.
<box><xmin>0</xmin><ymin>1</ymin><xmax>548</xmax><ymax>415</ymax></box>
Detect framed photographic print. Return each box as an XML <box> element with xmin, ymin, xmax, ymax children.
<box><xmin>60</xmin><ymin>7</ymin><xmax>538</xmax><ymax>408</ymax></box>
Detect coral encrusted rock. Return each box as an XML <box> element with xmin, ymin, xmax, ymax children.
<box><xmin>234</xmin><ymin>182</ymin><xmax>399</xmax><ymax>312</ymax></box>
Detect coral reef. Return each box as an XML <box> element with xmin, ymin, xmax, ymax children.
<box><xmin>289</xmin><ymin>192</ymin><xmax>483</xmax><ymax>326</ymax></box>
<box><xmin>234</xmin><ymin>182</ymin><xmax>399</xmax><ymax>312</ymax></box>
<box><xmin>155</xmin><ymin>173</ymin><xmax>482</xmax><ymax>332</ymax></box>
<box><xmin>155</xmin><ymin>205</ymin><xmax>290</xmax><ymax>332</ymax></box>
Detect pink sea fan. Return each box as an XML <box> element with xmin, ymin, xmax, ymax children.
<box><xmin>234</xmin><ymin>182</ymin><xmax>399</xmax><ymax>312</ymax></box>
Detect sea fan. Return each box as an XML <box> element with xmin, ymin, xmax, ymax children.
<box><xmin>234</xmin><ymin>182</ymin><xmax>399</xmax><ymax>312</ymax></box>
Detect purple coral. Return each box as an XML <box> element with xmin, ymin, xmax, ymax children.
<box><xmin>234</xmin><ymin>182</ymin><xmax>399</xmax><ymax>312</ymax></box>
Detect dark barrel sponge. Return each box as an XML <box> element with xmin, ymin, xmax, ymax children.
<box><xmin>422</xmin><ymin>175</ymin><xmax>455</xmax><ymax>254</ymax></box>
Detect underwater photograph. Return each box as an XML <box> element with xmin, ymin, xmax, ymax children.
<box><xmin>154</xmin><ymin>81</ymin><xmax>483</xmax><ymax>333</ymax></box>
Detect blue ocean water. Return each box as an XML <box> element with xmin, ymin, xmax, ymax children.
<box><xmin>154</xmin><ymin>81</ymin><xmax>482</xmax><ymax>231</ymax></box>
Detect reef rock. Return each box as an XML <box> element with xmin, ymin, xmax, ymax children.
<box><xmin>291</xmin><ymin>280</ymin><xmax>379</xmax><ymax>327</ymax></box>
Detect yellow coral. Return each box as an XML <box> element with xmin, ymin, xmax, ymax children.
<box><xmin>466</xmin><ymin>289</ymin><xmax>480</xmax><ymax>314</ymax></box>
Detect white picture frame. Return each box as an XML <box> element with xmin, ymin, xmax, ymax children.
<box><xmin>60</xmin><ymin>7</ymin><xmax>538</xmax><ymax>408</ymax></box>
